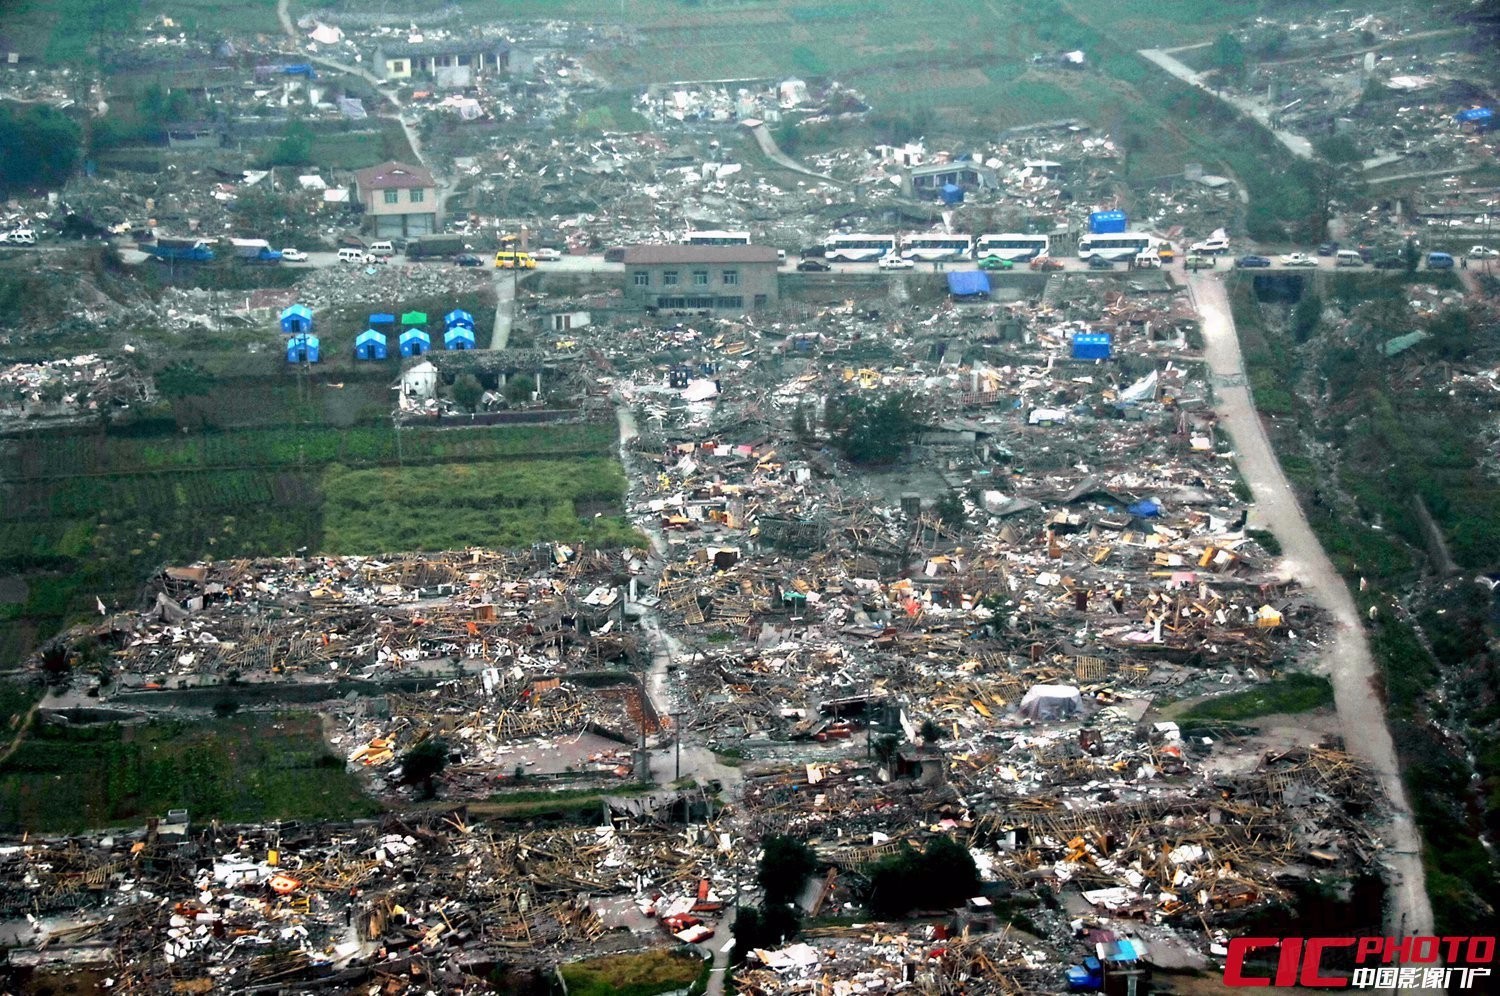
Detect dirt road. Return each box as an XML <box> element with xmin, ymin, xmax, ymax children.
<box><xmin>1138</xmin><ymin>47</ymin><xmax>1313</xmax><ymax>160</ymax></box>
<box><xmin>1187</xmin><ymin>273</ymin><xmax>1434</xmax><ymax>948</ymax></box>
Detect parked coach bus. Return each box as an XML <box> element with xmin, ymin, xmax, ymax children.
<box><xmin>900</xmin><ymin>233</ymin><xmax>973</xmax><ymax>261</ymax></box>
<box><xmin>974</xmin><ymin>233</ymin><xmax>1050</xmax><ymax>262</ymax></box>
<box><xmin>1076</xmin><ymin>232</ymin><xmax>1162</xmax><ymax>261</ymax></box>
<box><xmin>823</xmin><ymin>233</ymin><xmax>898</xmax><ymax>262</ymax></box>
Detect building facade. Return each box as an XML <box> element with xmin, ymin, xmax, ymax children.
<box><xmin>353</xmin><ymin>161</ymin><xmax>438</xmax><ymax>238</ymax></box>
<box><xmin>622</xmin><ymin>246</ymin><xmax>779</xmax><ymax>312</ymax></box>
<box><xmin>374</xmin><ymin>41</ymin><xmax>516</xmax><ymax>83</ymax></box>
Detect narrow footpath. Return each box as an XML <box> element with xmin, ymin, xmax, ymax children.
<box><xmin>1187</xmin><ymin>273</ymin><xmax>1435</xmax><ymax>953</ymax></box>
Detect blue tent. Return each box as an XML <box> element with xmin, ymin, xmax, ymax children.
<box><xmin>444</xmin><ymin>326</ymin><xmax>476</xmax><ymax>350</ymax></box>
<box><xmin>1128</xmin><ymin>500</ymin><xmax>1161</xmax><ymax>518</ymax></box>
<box><xmin>279</xmin><ymin>304</ymin><xmax>313</xmax><ymax>335</ymax></box>
<box><xmin>285</xmin><ymin>333</ymin><xmax>319</xmax><ymax>364</ymax></box>
<box><xmin>399</xmin><ymin>328</ymin><xmax>431</xmax><ymax>357</ymax></box>
<box><xmin>1088</xmin><ymin>210</ymin><xmax>1127</xmax><ymax>234</ymax></box>
<box><xmin>369</xmin><ymin>312</ymin><xmax>396</xmax><ymax>327</ymax></box>
<box><xmin>1072</xmin><ymin>332</ymin><xmax>1113</xmax><ymax>360</ymax></box>
<box><xmin>355</xmin><ymin>329</ymin><xmax>388</xmax><ymax>361</ymax></box>
<box><xmin>1455</xmin><ymin>107</ymin><xmax>1494</xmax><ymax>124</ymax></box>
<box><xmin>940</xmin><ymin>182</ymin><xmax>964</xmax><ymax>205</ymax></box>
<box><xmin>947</xmin><ymin>271</ymin><xmax>990</xmax><ymax>298</ymax></box>
<box><xmin>444</xmin><ymin>308</ymin><xmax>475</xmax><ymax>330</ymax></box>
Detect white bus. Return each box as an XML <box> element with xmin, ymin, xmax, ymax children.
<box><xmin>974</xmin><ymin>233</ymin><xmax>1050</xmax><ymax>261</ymax></box>
<box><xmin>901</xmin><ymin>233</ymin><xmax>973</xmax><ymax>261</ymax></box>
<box><xmin>1077</xmin><ymin>232</ymin><xmax>1161</xmax><ymax>261</ymax></box>
<box><xmin>824</xmin><ymin>233</ymin><xmax>899</xmax><ymax>262</ymax></box>
<box><xmin>685</xmin><ymin>230</ymin><xmax>752</xmax><ymax>246</ymax></box>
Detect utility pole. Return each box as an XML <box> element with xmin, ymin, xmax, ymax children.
<box><xmin>671</xmin><ymin>709</ymin><xmax>687</xmax><ymax>781</ymax></box>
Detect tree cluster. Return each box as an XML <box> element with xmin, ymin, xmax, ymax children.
<box><xmin>730</xmin><ymin>835</ymin><xmax>819</xmax><ymax>963</ymax></box>
<box><xmin>0</xmin><ymin>103</ymin><xmax>82</xmax><ymax>193</ymax></box>
<box><xmin>824</xmin><ymin>390</ymin><xmax>925</xmax><ymax>465</ymax></box>
<box><xmin>865</xmin><ymin>838</ymin><xmax>979</xmax><ymax>918</ymax></box>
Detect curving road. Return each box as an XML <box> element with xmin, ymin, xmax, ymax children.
<box><xmin>1138</xmin><ymin>46</ymin><xmax>1314</xmax><ymax>160</ymax></box>
<box><xmin>1186</xmin><ymin>273</ymin><xmax>1434</xmax><ymax>962</ymax></box>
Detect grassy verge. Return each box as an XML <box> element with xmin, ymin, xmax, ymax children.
<box><xmin>0</xmin><ymin>712</ymin><xmax>379</xmax><ymax>832</ymax></box>
<box><xmin>1178</xmin><ymin>674</ymin><xmax>1333</xmax><ymax>722</ymax></box>
<box><xmin>561</xmin><ymin>949</ymin><xmax>705</xmax><ymax>996</ymax></box>
<box><xmin>470</xmin><ymin>783</ymin><xmax>651</xmax><ymax>821</ymax></box>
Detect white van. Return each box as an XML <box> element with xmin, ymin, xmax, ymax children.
<box><xmin>368</xmin><ymin>240</ymin><xmax>394</xmax><ymax>257</ymax></box>
<box><xmin>337</xmin><ymin>247</ymin><xmax>367</xmax><ymax>263</ymax></box>
<box><xmin>1334</xmin><ymin>249</ymin><xmax>1365</xmax><ymax>267</ymax></box>
<box><xmin>5</xmin><ymin>229</ymin><xmax>36</xmax><ymax>245</ymax></box>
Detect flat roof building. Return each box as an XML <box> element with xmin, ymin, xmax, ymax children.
<box><xmin>623</xmin><ymin>245</ymin><xmax>779</xmax><ymax>313</ymax></box>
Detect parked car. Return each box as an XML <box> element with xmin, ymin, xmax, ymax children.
<box><xmin>1029</xmin><ymin>256</ymin><xmax>1064</xmax><ymax>271</ymax></box>
<box><xmin>877</xmin><ymin>255</ymin><xmax>914</xmax><ymax>270</ymax></box>
<box><xmin>1235</xmin><ymin>255</ymin><xmax>1272</xmax><ymax>268</ymax></box>
<box><xmin>1426</xmin><ymin>252</ymin><xmax>1455</xmax><ymax>270</ymax></box>
<box><xmin>1087</xmin><ymin>255</ymin><xmax>1115</xmax><ymax>269</ymax></box>
<box><xmin>796</xmin><ymin>258</ymin><xmax>832</xmax><ymax>272</ymax></box>
<box><xmin>1279</xmin><ymin>253</ymin><xmax>1318</xmax><ymax>267</ymax></box>
<box><xmin>1372</xmin><ymin>256</ymin><xmax>1405</xmax><ymax>269</ymax></box>
<box><xmin>1190</xmin><ymin>237</ymin><xmax>1230</xmax><ymax>254</ymax></box>
<box><xmin>978</xmin><ymin>256</ymin><xmax>1014</xmax><ymax>270</ymax></box>
<box><xmin>454</xmin><ymin>254</ymin><xmax>483</xmax><ymax>267</ymax></box>
<box><xmin>279</xmin><ymin>248</ymin><xmax>308</xmax><ymax>262</ymax></box>
<box><xmin>1316</xmin><ymin>242</ymin><xmax>1339</xmax><ymax>256</ymax></box>
<box><xmin>1184</xmin><ymin>254</ymin><xmax>1216</xmax><ymax>270</ymax></box>
<box><xmin>1469</xmin><ymin>245</ymin><xmax>1499</xmax><ymax>259</ymax></box>
<box><xmin>530</xmin><ymin>248</ymin><xmax>563</xmax><ymax>261</ymax></box>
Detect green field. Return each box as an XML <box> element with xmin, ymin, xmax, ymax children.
<box><xmin>560</xmin><ymin>949</ymin><xmax>706</xmax><ymax>996</ymax></box>
<box><xmin>0</xmin><ymin>710</ymin><xmax>379</xmax><ymax>832</ymax></box>
<box><xmin>1178</xmin><ymin>673</ymin><xmax>1334</xmax><ymax>722</ymax></box>
<box><xmin>0</xmin><ymin>421</ymin><xmax>635</xmax><ymax>667</ymax></box>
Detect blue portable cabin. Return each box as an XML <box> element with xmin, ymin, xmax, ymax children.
<box><xmin>1455</xmin><ymin>107</ymin><xmax>1494</xmax><ymax>129</ymax></box>
<box><xmin>399</xmin><ymin>328</ymin><xmax>431</xmax><ymax>357</ymax></box>
<box><xmin>1088</xmin><ymin>210</ymin><xmax>1127</xmax><ymax>234</ymax></box>
<box><xmin>444</xmin><ymin>326</ymin><xmax>476</xmax><ymax>350</ymax></box>
<box><xmin>355</xmin><ymin>329</ymin><xmax>388</xmax><ymax>361</ymax></box>
<box><xmin>1071</xmin><ymin>331</ymin><xmax>1113</xmax><ymax>360</ymax></box>
<box><xmin>285</xmin><ymin>333</ymin><xmax>319</xmax><ymax>364</ymax></box>
<box><xmin>947</xmin><ymin>271</ymin><xmax>991</xmax><ymax>298</ymax></box>
<box><xmin>369</xmin><ymin>312</ymin><xmax>396</xmax><ymax>328</ymax></box>
<box><xmin>940</xmin><ymin>182</ymin><xmax>964</xmax><ymax>205</ymax></box>
<box><xmin>279</xmin><ymin>304</ymin><xmax>313</xmax><ymax>335</ymax></box>
<box><xmin>1065</xmin><ymin>957</ymin><xmax>1103</xmax><ymax>992</ymax></box>
<box><xmin>444</xmin><ymin>308</ymin><xmax>475</xmax><ymax>330</ymax></box>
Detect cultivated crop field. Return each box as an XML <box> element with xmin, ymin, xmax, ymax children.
<box><xmin>0</xmin><ymin>422</ymin><xmax>637</xmax><ymax>668</ymax></box>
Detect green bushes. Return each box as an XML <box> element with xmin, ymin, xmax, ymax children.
<box><xmin>1179</xmin><ymin>674</ymin><xmax>1333</xmax><ymax>721</ymax></box>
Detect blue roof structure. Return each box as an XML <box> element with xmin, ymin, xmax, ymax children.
<box><xmin>369</xmin><ymin>312</ymin><xmax>396</xmax><ymax>326</ymax></box>
<box><xmin>947</xmin><ymin>271</ymin><xmax>990</xmax><ymax>297</ymax></box>
<box><xmin>444</xmin><ymin>308</ymin><xmax>475</xmax><ymax>329</ymax></box>
<box><xmin>1456</xmin><ymin>107</ymin><xmax>1494</xmax><ymax>123</ymax></box>
<box><xmin>1088</xmin><ymin>210</ymin><xmax>1127</xmax><ymax>234</ymax></box>
<box><xmin>1072</xmin><ymin>332</ymin><xmax>1113</xmax><ymax>360</ymax></box>
<box><xmin>399</xmin><ymin>328</ymin><xmax>431</xmax><ymax>357</ymax></box>
<box><xmin>279</xmin><ymin>304</ymin><xmax>313</xmax><ymax>335</ymax></box>
<box><xmin>355</xmin><ymin>329</ymin><xmax>388</xmax><ymax>361</ymax></box>
<box><xmin>285</xmin><ymin>333</ymin><xmax>319</xmax><ymax>364</ymax></box>
<box><xmin>443</xmin><ymin>326</ymin><xmax>476</xmax><ymax>350</ymax></box>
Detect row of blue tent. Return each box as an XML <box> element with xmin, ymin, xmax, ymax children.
<box><xmin>282</xmin><ymin>306</ymin><xmax>479</xmax><ymax>363</ymax></box>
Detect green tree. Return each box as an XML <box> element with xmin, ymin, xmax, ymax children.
<box><xmin>451</xmin><ymin>374</ymin><xmax>484</xmax><ymax>412</ymax></box>
<box><xmin>265</xmin><ymin>120</ymin><xmax>314</xmax><ymax>168</ymax></box>
<box><xmin>758</xmin><ymin>835</ymin><xmax>818</xmax><ymax>906</ymax></box>
<box><xmin>866</xmin><ymin>838</ymin><xmax>980</xmax><ymax>918</ymax></box>
<box><xmin>1403</xmin><ymin>238</ymin><xmax>1421</xmax><ymax>274</ymax></box>
<box><xmin>919</xmin><ymin>718</ymin><xmax>945</xmax><ymax>742</ymax></box>
<box><xmin>933</xmin><ymin>490</ymin><xmax>966</xmax><ymax>529</ymax></box>
<box><xmin>398</xmin><ymin>738</ymin><xmax>449</xmax><ymax>799</ymax></box>
<box><xmin>0</xmin><ymin>104</ymin><xmax>82</xmax><ymax>191</ymax></box>
<box><xmin>730</xmin><ymin>904</ymin><xmax>801</xmax><ymax>962</ymax></box>
<box><xmin>826</xmin><ymin>390</ymin><xmax>924</xmax><ymax>465</ymax></box>
<box><xmin>1292</xmin><ymin>293</ymin><xmax>1323</xmax><ymax>343</ymax></box>
<box><xmin>1213</xmin><ymin>33</ymin><xmax>1246</xmax><ymax>85</ymax></box>
<box><xmin>505</xmin><ymin>374</ymin><xmax>537</xmax><ymax>405</ymax></box>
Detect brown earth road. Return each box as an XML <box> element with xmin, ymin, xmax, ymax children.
<box><xmin>1187</xmin><ymin>273</ymin><xmax>1437</xmax><ymax>982</ymax></box>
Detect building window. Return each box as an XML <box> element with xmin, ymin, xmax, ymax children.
<box><xmin>753</xmin><ymin>294</ymin><xmax>768</xmax><ymax>309</ymax></box>
<box><xmin>383</xmin><ymin>190</ymin><xmax>399</xmax><ymax>204</ymax></box>
<box><xmin>693</xmin><ymin>270</ymin><xmax>708</xmax><ymax>286</ymax></box>
<box><xmin>393</xmin><ymin>60</ymin><xmax>406</xmax><ymax>73</ymax></box>
<box><xmin>687</xmin><ymin>296</ymin><xmax>715</xmax><ymax>309</ymax></box>
<box><xmin>409</xmin><ymin>188</ymin><xmax>425</xmax><ymax>203</ymax></box>
<box><xmin>633</xmin><ymin>272</ymin><xmax>649</xmax><ymax>287</ymax></box>
<box><xmin>663</xmin><ymin>271</ymin><xmax>679</xmax><ymax>286</ymax></box>
<box><xmin>716</xmin><ymin>296</ymin><xmax>743</xmax><ymax>310</ymax></box>
<box><xmin>722</xmin><ymin>270</ymin><xmax>738</xmax><ymax>285</ymax></box>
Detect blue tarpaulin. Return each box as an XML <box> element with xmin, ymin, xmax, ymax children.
<box><xmin>369</xmin><ymin>313</ymin><xmax>396</xmax><ymax>326</ymax></box>
<box><xmin>1072</xmin><ymin>332</ymin><xmax>1113</xmax><ymax>360</ymax></box>
<box><xmin>1456</xmin><ymin>107</ymin><xmax>1494</xmax><ymax>123</ymax></box>
<box><xmin>1128</xmin><ymin>500</ymin><xmax>1160</xmax><ymax>518</ymax></box>
<box><xmin>1088</xmin><ymin>210</ymin><xmax>1127</xmax><ymax>234</ymax></box>
<box><xmin>947</xmin><ymin>271</ymin><xmax>990</xmax><ymax>297</ymax></box>
<box><xmin>940</xmin><ymin>182</ymin><xmax>964</xmax><ymax>205</ymax></box>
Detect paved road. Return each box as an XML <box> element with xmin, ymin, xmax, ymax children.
<box><xmin>744</xmin><ymin>122</ymin><xmax>838</xmax><ymax>182</ymax></box>
<box><xmin>1187</xmin><ymin>273</ymin><xmax>1436</xmax><ymax>963</ymax></box>
<box><xmin>490</xmin><ymin>269</ymin><xmax>516</xmax><ymax>350</ymax></box>
<box><xmin>1139</xmin><ymin>47</ymin><xmax>1314</xmax><ymax>160</ymax></box>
